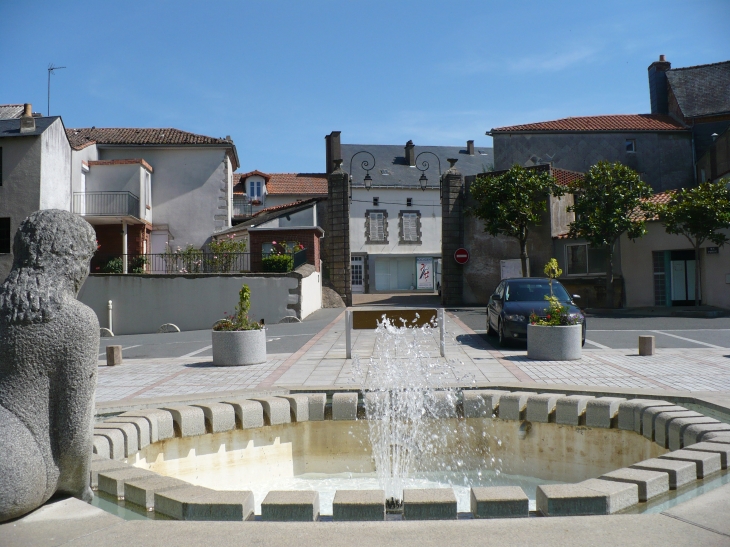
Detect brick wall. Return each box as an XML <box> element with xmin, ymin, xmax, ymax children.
<box><xmin>249</xmin><ymin>228</ymin><xmax>321</xmax><ymax>272</ymax></box>
<box><xmin>91</xmin><ymin>223</ymin><xmax>149</xmax><ymax>272</ymax></box>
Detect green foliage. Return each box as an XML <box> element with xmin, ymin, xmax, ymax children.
<box><xmin>209</xmin><ymin>234</ymin><xmax>247</xmax><ymax>254</ymax></box>
<box><xmin>658</xmin><ymin>180</ymin><xmax>730</xmax><ymax>248</ymax></box>
<box><xmin>102</xmin><ymin>257</ymin><xmax>123</xmax><ymax>273</ymax></box>
<box><xmin>164</xmin><ymin>245</ymin><xmax>204</xmax><ymax>273</ymax></box>
<box><xmin>543</xmin><ymin>258</ymin><xmax>562</xmax><ymax>280</ymax></box>
<box><xmin>262</xmin><ymin>254</ymin><xmax>294</xmax><ymax>272</ymax></box>
<box><xmin>567</xmin><ymin>161</ymin><xmax>654</xmax><ymax>246</ymax></box>
<box><xmin>212</xmin><ymin>284</ymin><xmax>262</xmax><ymax>331</ymax></box>
<box><xmin>470</xmin><ymin>165</ymin><xmax>562</xmax><ymax>276</ymax></box>
<box><xmin>529</xmin><ymin>296</ymin><xmax>579</xmax><ymax>326</ymax></box>
<box><xmin>102</xmin><ymin>256</ymin><xmax>147</xmax><ymax>274</ymax></box>
<box><xmin>208</xmin><ymin>234</ymin><xmax>247</xmax><ymax>272</ymax></box>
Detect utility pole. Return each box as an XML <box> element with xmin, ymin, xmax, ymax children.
<box><xmin>47</xmin><ymin>64</ymin><xmax>66</xmax><ymax>116</ymax></box>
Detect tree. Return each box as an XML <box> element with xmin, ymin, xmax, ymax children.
<box><xmin>470</xmin><ymin>165</ymin><xmax>561</xmax><ymax>277</ymax></box>
<box><xmin>658</xmin><ymin>180</ymin><xmax>730</xmax><ymax>307</ymax></box>
<box><xmin>567</xmin><ymin>161</ymin><xmax>654</xmax><ymax>308</ymax></box>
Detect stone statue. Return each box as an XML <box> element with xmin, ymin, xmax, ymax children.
<box><xmin>0</xmin><ymin>210</ymin><xmax>99</xmax><ymax>522</ymax></box>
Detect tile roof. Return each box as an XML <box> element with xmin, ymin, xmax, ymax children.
<box><xmin>233</xmin><ymin>172</ymin><xmax>328</xmax><ymax>195</ymax></box>
<box><xmin>667</xmin><ymin>60</ymin><xmax>730</xmax><ymax>118</ymax></box>
<box><xmin>491</xmin><ymin>114</ymin><xmax>687</xmax><ymax>133</ymax></box>
<box><xmin>88</xmin><ymin>158</ymin><xmax>154</xmax><ymax>173</ymax></box>
<box><xmin>66</xmin><ymin>127</ymin><xmax>233</xmax><ymax>148</ymax></box>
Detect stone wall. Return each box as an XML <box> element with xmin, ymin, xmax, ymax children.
<box><xmin>327</xmin><ymin>163</ymin><xmax>351</xmax><ymax>306</ymax></box>
<box><xmin>440</xmin><ymin>165</ymin><xmax>464</xmax><ymax>306</ymax></box>
<box><xmin>493</xmin><ymin>132</ymin><xmax>693</xmax><ymax>192</ymax></box>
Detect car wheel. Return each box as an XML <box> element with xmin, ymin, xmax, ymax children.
<box><xmin>582</xmin><ymin>323</ymin><xmax>587</xmax><ymax>347</ymax></box>
<box><xmin>498</xmin><ymin>320</ymin><xmax>508</xmax><ymax>347</ymax></box>
<box><xmin>487</xmin><ymin>314</ymin><xmax>497</xmax><ymax>336</ymax></box>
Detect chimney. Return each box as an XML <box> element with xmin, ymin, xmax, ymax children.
<box><xmin>19</xmin><ymin>103</ymin><xmax>35</xmax><ymax>134</ymax></box>
<box><xmin>467</xmin><ymin>140</ymin><xmax>475</xmax><ymax>155</ymax></box>
<box><xmin>648</xmin><ymin>55</ymin><xmax>671</xmax><ymax>115</ymax></box>
<box><xmin>405</xmin><ymin>140</ymin><xmax>415</xmax><ymax>166</ymax></box>
<box><xmin>325</xmin><ymin>131</ymin><xmax>341</xmax><ymax>174</ymax></box>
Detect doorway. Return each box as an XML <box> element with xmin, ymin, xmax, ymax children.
<box><xmin>670</xmin><ymin>250</ymin><xmax>699</xmax><ymax>305</ymax></box>
<box><xmin>351</xmin><ymin>256</ymin><xmax>364</xmax><ymax>293</ymax></box>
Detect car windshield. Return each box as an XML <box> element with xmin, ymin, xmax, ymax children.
<box><xmin>504</xmin><ymin>281</ymin><xmax>571</xmax><ymax>302</ymax></box>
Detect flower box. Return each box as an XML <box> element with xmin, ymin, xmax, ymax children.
<box><xmin>212</xmin><ymin>329</ymin><xmax>266</xmax><ymax>366</ymax></box>
<box><xmin>527</xmin><ymin>324</ymin><xmax>582</xmax><ymax>361</ymax></box>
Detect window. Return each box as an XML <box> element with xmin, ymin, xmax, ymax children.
<box><xmin>144</xmin><ymin>171</ymin><xmax>151</xmax><ymax>210</ymax></box>
<box><xmin>373</xmin><ymin>197</ymin><xmax>379</xmax><ymax>206</ymax></box>
<box><xmin>399</xmin><ymin>211</ymin><xmax>421</xmax><ymax>244</ymax></box>
<box><xmin>249</xmin><ymin>179</ymin><xmax>262</xmax><ymax>200</ymax></box>
<box><xmin>625</xmin><ymin>139</ymin><xmax>636</xmax><ymax>153</ymax></box>
<box><xmin>406</xmin><ymin>198</ymin><xmax>413</xmax><ymax>207</ymax></box>
<box><xmin>566</xmin><ymin>244</ymin><xmax>607</xmax><ymax>275</ymax></box>
<box><xmin>0</xmin><ymin>218</ymin><xmax>10</xmax><ymax>253</ymax></box>
<box><xmin>365</xmin><ymin>210</ymin><xmax>388</xmax><ymax>243</ymax></box>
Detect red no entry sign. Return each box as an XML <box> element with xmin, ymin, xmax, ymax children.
<box><xmin>454</xmin><ymin>248</ymin><xmax>469</xmax><ymax>264</ymax></box>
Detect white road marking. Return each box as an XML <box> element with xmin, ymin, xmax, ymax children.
<box><xmin>267</xmin><ymin>338</ymin><xmax>281</xmax><ymax>342</ymax></box>
<box><xmin>650</xmin><ymin>330</ymin><xmax>725</xmax><ymax>349</ymax></box>
<box><xmin>122</xmin><ymin>345</ymin><xmax>141</xmax><ymax>351</ymax></box>
<box><xmin>584</xmin><ymin>339</ymin><xmax>610</xmax><ymax>349</ymax></box>
<box><xmin>589</xmin><ymin>329</ymin><xmax>730</xmax><ymax>332</ymax></box>
<box><xmin>180</xmin><ymin>345</ymin><xmax>213</xmax><ymax>358</ymax></box>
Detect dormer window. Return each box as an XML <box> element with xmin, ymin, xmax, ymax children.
<box><xmin>249</xmin><ymin>179</ymin><xmax>262</xmax><ymax>200</ymax></box>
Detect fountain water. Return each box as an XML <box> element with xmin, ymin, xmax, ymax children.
<box><xmin>353</xmin><ymin>315</ymin><xmax>497</xmax><ymax>507</ymax></box>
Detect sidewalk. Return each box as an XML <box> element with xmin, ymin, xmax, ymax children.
<box><xmin>96</xmin><ymin>311</ymin><xmax>730</xmax><ymax>405</ymax></box>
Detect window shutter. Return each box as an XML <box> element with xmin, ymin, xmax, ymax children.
<box><xmin>370</xmin><ymin>213</ymin><xmax>384</xmax><ymax>241</ymax></box>
<box><xmin>403</xmin><ymin>213</ymin><xmax>417</xmax><ymax>241</ymax></box>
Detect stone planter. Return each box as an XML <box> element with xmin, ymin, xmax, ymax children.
<box><xmin>527</xmin><ymin>324</ymin><xmax>582</xmax><ymax>361</ymax></box>
<box><xmin>212</xmin><ymin>329</ymin><xmax>266</xmax><ymax>366</ymax></box>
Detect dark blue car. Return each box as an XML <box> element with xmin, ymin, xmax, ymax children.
<box><xmin>487</xmin><ymin>277</ymin><xmax>586</xmax><ymax>347</ymax></box>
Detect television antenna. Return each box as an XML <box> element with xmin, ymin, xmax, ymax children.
<box><xmin>47</xmin><ymin>64</ymin><xmax>66</xmax><ymax>116</ymax></box>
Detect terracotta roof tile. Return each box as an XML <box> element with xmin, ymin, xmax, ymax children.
<box><xmin>233</xmin><ymin>172</ymin><xmax>328</xmax><ymax>195</ymax></box>
<box><xmin>491</xmin><ymin>114</ymin><xmax>687</xmax><ymax>133</ymax></box>
<box><xmin>551</xmin><ymin>167</ymin><xmax>584</xmax><ymax>186</ymax></box>
<box><xmin>249</xmin><ymin>198</ymin><xmax>321</xmax><ymax>219</ymax></box>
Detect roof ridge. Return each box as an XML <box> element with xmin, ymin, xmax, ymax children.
<box><xmin>669</xmin><ymin>60</ymin><xmax>730</xmax><ymax>72</ymax></box>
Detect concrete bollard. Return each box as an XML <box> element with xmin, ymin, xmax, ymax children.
<box><xmin>639</xmin><ymin>335</ymin><xmax>655</xmax><ymax>356</ymax></box>
<box><xmin>106</xmin><ymin>345</ymin><xmax>123</xmax><ymax>366</ymax></box>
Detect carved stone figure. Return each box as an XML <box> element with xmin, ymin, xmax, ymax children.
<box><xmin>0</xmin><ymin>210</ymin><xmax>99</xmax><ymax>522</ymax></box>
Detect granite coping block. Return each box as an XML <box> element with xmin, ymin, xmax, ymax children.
<box><xmin>191</xmin><ymin>403</ymin><xmax>236</xmax><ymax>433</ymax></box>
<box><xmin>617</xmin><ymin>399</ymin><xmax>655</xmax><ymax>431</ymax></box>
<box><xmin>124</xmin><ymin>476</ymin><xmax>191</xmax><ymax>510</ymax></box>
<box><xmin>498</xmin><ymin>392</ymin><xmax>532</xmax><ymax>421</ymax></box>
<box><xmin>276</xmin><ymin>395</ymin><xmax>310</xmax><ymax>422</ymax></box>
<box><xmin>634</xmin><ymin>400</ymin><xmax>675</xmax><ymax>434</ymax></box>
<box><xmin>98</xmin><ymin>468</ymin><xmax>157</xmax><ymax>498</ymax></box>
<box><xmin>659</xmin><ymin>449</ymin><xmax>722</xmax><ymax>478</ymax></box>
<box><xmin>705</xmin><ymin>432</ymin><xmax>730</xmax><ymax>444</ymax></box>
<box><xmin>332</xmin><ymin>392</ymin><xmax>358</xmax><ymax>421</ymax></box>
<box><xmin>630</xmin><ymin>458</ymin><xmax>696</xmax><ymax>489</ymax></box>
<box><xmin>655</xmin><ymin>411</ymin><xmax>705</xmax><ymax>448</ymax></box>
<box><xmin>160</xmin><ymin>405</ymin><xmax>207</xmax><ymax>437</ymax></box>
<box><xmin>92</xmin><ymin>428</ymin><xmax>126</xmax><ymax>460</ymax></box>
<box><xmin>685</xmin><ymin>424</ymin><xmax>730</xmax><ymax>445</ymax></box>
<box><xmin>261</xmin><ymin>490</ymin><xmax>320</xmax><ymax>521</ymax></box>
<box><xmin>683</xmin><ymin>442</ymin><xmax>730</xmax><ymax>469</ymax></box>
<box><xmin>155</xmin><ymin>486</ymin><xmax>254</xmax><ymax>521</ymax></box>
<box><xmin>585</xmin><ymin>397</ymin><xmax>626</xmax><ymax>428</ymax></box>
<box><xmin>250</xmin><ymin>397</ymin><xmax>291</xmax><ymax>425</ymax></box>
<box><xmin>223</xmin><ymin>399</ymin><xmax>265</xmax><ymax>429</ymax></box>
<box><xmin>462</xmin><ymin>390</ymin><xmax>508</xmax><ymax>418</ymax></box>
<box><xmin>536</xmin><ymin>484</ymin><xmax>608</xmax><ymax>516</ymax></box>
<box><xmin>307</xmin><ymin>393</ymin><xmax>326</xmax><ymax>421</ymax></box>
<box><xmin>93</xmin><ymin>422</ymin><xmax>138</xmax><ymax>457</ymax></box>
<box><xmin>642</xmin><ymin>405</ymin><xmax>688</xmax><ymax>441</ymax></box>
<box><xmin>555</xmin><ymin>395</ymin><xmax>594</xmax><ymax>426</ymax></box>
<box><xmin>332</xmin><ymin>490</ymin><xmax>385</xmax><ymax>521</ymax></box>
<box><xmin>402</xmin><ymin>488</ymin><xmax>457</xmax><ymax>520</ymax></box>
<box><xmin>92</xmin><ymin>435</ymin><xmax>111</xmax><ymax>460</ymax></box>
<box><xmin>578</xmin><ymin>479</ymin><xmax>639</xmax><ymax>513</ymax></box>
<box><xmin>119</xmin><ymin>409</ymin><xmax>175</xmax><ymax>442</ymax></box>
<box><xmin>525</xmin><ymin>394</ymin><xmax>564</xmax><ymax>423</ymax></box>
<box><xmin>103</xmin><ymin>416</ymin><xmax>151</xmax><ymax>449</ymax></box>
<box><xmin>667</xmin><ymin>416</ymin><xmax>720</xmax><ymax>450</ymax></box>
<box><xmin>89</xmin><ymin>459</ymin><xmax>131</xmax><ymax>489</ymax></box>
<box><xmin>426</xmin><ymin>391</ymin><xmax>458</xmax><ymax>418</ymax></box>
<box><xmin>599</xmin><ymin>467</ymin><xmax>669</xmax><ymax>501</ymax></box>
<box><xmin>470</xmin><ymin>486</ymin><xmax>529</xmax><ymax>518</ymax></box>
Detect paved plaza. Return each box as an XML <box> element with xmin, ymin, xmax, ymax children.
<box><xmin>96</xmin><ymin>310</ymin><xmax>730</xmax><ymax>404</ymax></box>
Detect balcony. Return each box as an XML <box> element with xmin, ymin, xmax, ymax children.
<box><xmin>232</xmin><ymin>196</ymin><xmax>254</xmax><ymax>218</ymax></box>
<box><xmin>73</xmin><ymin>192</ymin><xmax>140</xmax><ymax>219</ymax></box>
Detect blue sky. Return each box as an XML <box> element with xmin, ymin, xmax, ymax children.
<box><xmin>1</xmin><ymin>0</ymin><xmax>728</xmax><ymax>173</ymax></box>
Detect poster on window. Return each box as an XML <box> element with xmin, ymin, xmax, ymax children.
<box><xmin>416</xmin><ymin>257</ymin><xmax>433</xmax><ymax>290</ymax></box>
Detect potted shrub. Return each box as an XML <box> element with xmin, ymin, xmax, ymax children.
<box><xmin>262</xmin><ymin>240</ymin><xmax>298</xmax><ymax>272</ymax></box>
<box><xmin>211</xmin><ymin>284</ymin><xmax>266</xmax><ymax>366</ymax></box>
<box><xmin>527</xmin><ymin>259</ymin><xmax>582</xmax><ymax>361</ymax></box>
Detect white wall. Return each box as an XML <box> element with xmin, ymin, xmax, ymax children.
<box><xmin>71</xmin><ymin>144</ymin><xmax>99</xmax><ymax>193</ymax></box>
<box><xmin>300</xmin><ymin>269</ymin><xmax>322</xmax><ymax>319</ymax></box>
<box><xmin>350</xmin><ymin>187</ymin><xmax>441</xmax><ymax>255</ymax></box>
<box><xmin>98</xmin><ymin>147</ymin><xmax>230</xmax><ymax>248</ymax></box>
<box><xmin>39</xmin><ymin>118</ymin><xmax>72</xmax><ymax>211</ymax></box>
<box><xmin>78</xmin><ymin>273</ymin><xmax>306</xmax><ymax>335</ymax></box>
<box><xmin>85</xmin><ymin>163</ymin><xmax>151</xmax><ymax>222</ymax></box>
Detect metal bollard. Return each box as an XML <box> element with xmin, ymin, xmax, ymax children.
<box><xmin>345</xmin><ymin>309</ymin><xmax>352</xmax><ymax>359</ymax></box>
<box><xmin>106</xmin><ymin>345</ymin><xmax>123</xmax><ymax>366</ymax></box>
<box><xmin>438</xmin><ymin>308</ymin><xmax>446</xmax><ymax>357</ymax></box>
<box><xmin>638</xmin><ymin>335</ymin><xmax>655</xmax><ymax>356</ymax></box>
<box><xmin>107</xmin><ymin>300</ymin><xmax>113</xmax><ymax>334</ymax></box>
